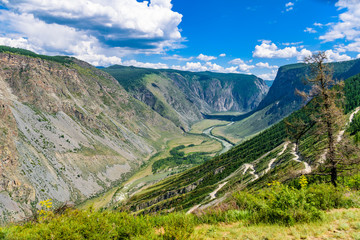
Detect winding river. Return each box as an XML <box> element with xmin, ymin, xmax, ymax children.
<box><xmin>202</xmin><ymin>122</ymin><xmax>234</xmax><ymax>154</ymax></box>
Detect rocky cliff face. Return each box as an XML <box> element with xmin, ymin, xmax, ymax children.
<box><xmin>0</xmin><ymin>53</ymin><xmax>181</xmax><ymax>223</ymax></box>
<box><xmin>257</xmin><ymin>58</ymin><xmax>360</xmax><ymax>119</ymax></box>
<box><xmin>104</xmin><ymin>66</ymin><xmax>269</xmax><ymax>130</ymax></box>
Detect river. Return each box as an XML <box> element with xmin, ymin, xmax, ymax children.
<box><xmin>202</xmin><ymin>122</ymin><xmax>234</xmax><ymax>154</ymax></box>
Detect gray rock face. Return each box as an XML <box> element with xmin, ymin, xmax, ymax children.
<box><xmin>0</xmin><ymin>53</ymin><xmax>182</xmax><ymax>223</ymax></box>
<box><xmin>104</xmin><ymin>66</ymin><xmax>269</xmax><ymax>130</ymax></box>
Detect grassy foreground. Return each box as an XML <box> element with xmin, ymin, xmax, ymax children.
<box><xmin>1</xmin><ymin>179</ymin><xmax>359</xmax><ymax>239</ymax></box>
<box><xmin>193</xmin><ymin>208</ymin><xmax>360</xmax><ymax>240</ymax></box>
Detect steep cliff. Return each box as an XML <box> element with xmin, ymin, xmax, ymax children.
<box><xmin>0</xmin><ymin>50</ymin><xmax>181</xmax><ymax>222</ymax></box>
<box><xmin>213</xmin><ymin>58</ymin><xmax>360</xmax><ymax>144</ymax></box>
<box><xmin>103</xmin><ymin>66</ymin><xmax>269</xmax><ymax>130</ymax></box>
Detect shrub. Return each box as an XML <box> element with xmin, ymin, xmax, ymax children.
<box><xmin>233</xmin><ymin>184</ymin><xmax>323</xmax><ymax>225</ymax></box>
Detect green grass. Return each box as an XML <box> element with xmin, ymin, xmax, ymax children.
<box><xmin>0</xmin><ymin>45</ymin><xmax>73</xmax><ymax>64</ymax></box>
<box><xmin>2</xmin><ymin>181</ymin><xmax>359</xmax><ymax>239</ymax></box>
<box><xmin>192</xmin><ymin>208</ymin><xmax>360</xmax><ymax>240</ymax></box>
<box><xmin>212</xmin><ymin>105</ymin><xmax>275</xmax><ymax>144</ymax></box>
<box><xmin>189</xmin><ymin>120</ymin><xmax>229</xmax><ymax>134</ymax></box>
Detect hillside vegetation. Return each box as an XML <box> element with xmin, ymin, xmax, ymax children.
<box><xmin>1</xmin><ymin>179</ymin><xmax>359</xmax><ymax>239</ymax></box>
<box><xmin>118</xmin><ymin>72</ymin><xmax>360</xmax><ymax>214</ymax></box>
<box><xmin>104</xmin><ymin>65</ymin><xmax>269</xmax><ymax>130</ymax></box>
<box><xmin>214</xmin><ymin>58</ymin><xmax>360</xmax><ymax>144</ymax></box>
<box><xmin>0</xmin><ymin>46</ymin><xmax>186</xmax><ymax>222</ymax></box>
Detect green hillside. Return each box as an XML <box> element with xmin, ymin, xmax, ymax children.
<box><xmin>212</xmin><ymin>58</ymin><xmax>360</xmax><ymax>144</ymax></box>
<box><xmin>103</xmin><ymin>65</ymin><xmax>269</xmax><ymax>130</ymax></box>
<box><xmin>118</xmin><ymin>72</ymin><xmax>360</xmax><ymax>213</ymax></box>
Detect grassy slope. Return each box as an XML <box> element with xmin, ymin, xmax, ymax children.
<box><xmin>120</xmin><ymin>72</ymin><xmax>360</xmax><ymax>213</ymax></box>
<box><xmin>214</xmin><ymin>58</ymin><xmax>360</xmax><ymax>144</ymax></box>
<box><xmin>192</xmin><ymin>209</ymin><xmax>360</xmax><ymax>240</ymax></box>
<box><xmin>79</xmin><ymin>131</ymin><xmax>223</xmax><ymax>211</ymax></box>
<box><xmin>103</xmin><ymin>65</ymin><xmax>268</xmax><ymax>130</ymax></box>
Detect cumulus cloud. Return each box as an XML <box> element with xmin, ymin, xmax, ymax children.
<box><xmin>336</xmin><ymin>39</ymin><xmax>360</xmax><ymax>53</ymax></box>
<box><xmin>228</xmin><ymin>58</ymin><xmax>245</xmax><ymax>65</ymax></box>
<box><xmin>253</xmin><ymin>40</ymin><xmax>299</xmax><ymax>58</ymax></box>
<box><xmin>228</xmin><ymin>58</ymin><xmax>254</xmax><ymax>72</ymax></box>
<box><xmin>238</xmin><ymin>63</ymin><xmax>255</xmax><ymax>72</ymax></box>
<box><xmin>255</xmin><ymin>62</ymin><xmax>278</xmax><ymax>69</ymax></box>
<box><xmin>123</xmin><ymin>60</ymin><xmax>169</xmax><ymax>69</ymax></box>
<box><xmin>0</xmin><ymin>0</ymin><xmax>183</xmax><ymax>65</ymax></box>
<box><xmin>258</xmin><ymin>70</ymin><xmax>278</xmax><ymax>80</ymax></box>
<box><xmin>320</xmin><ymin>0</ymin><xmax>360</xmax><ymax>42</ymax></box>
<box><xmin>304</xmin><ymin>27</ymin><xmax>317</xmax><ymax>33</ymax></box>
<box><xmin>171</xmin><ymin>61</ymin><xmax>239</xmax><ymax>73</ymax></box>
<box><xmin>162</xmin><ymin>54</ymin><xmax>193</xmax><ymax>61</ymax></box>
<box><xmin>197</xmin><ymin>54</ymin><xmax>217</xmax><ymax>61</ymax></box>
<box><xmin>253</xmin><ymin>40</ymin><xmax>315</xmax><ymax>61</ymax></box>
<box><xmin>285</xmin><ymin>2</ymin><xmax>294</xmax><ymax>11</ymax></box>
<box><xmin>324</xmin><ymin>49</ymin><xmax>352</xmax><ymax>62</ymax></box>
<box><xmin>219</xmin><ymin>53</ymin><xmax>226</xmax><ymax>57</ymax></box>
<box><xmin>357</xmin><ymin>53</ymin><xmax>360</xmax><ymax>59</ymax></box>
<box><xmin>297</xmin><ymin>48</ymin><xmax>312</xmax><ymax>61</ymax></box>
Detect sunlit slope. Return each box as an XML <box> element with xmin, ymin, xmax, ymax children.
<box><xmin>120</xmin><ymin>73</ymin><xmax>360</xmax><ymax>213</ymax></box>
<box><xmin>104</xmin><ymin>65</ymin><xmax>269</xmax><ymax>130</ymax></box>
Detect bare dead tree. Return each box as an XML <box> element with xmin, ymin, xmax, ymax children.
<box><xmin>297</xmin><ymin>52</ymin><xmax>344</xmax><ymax>187</ymax></box>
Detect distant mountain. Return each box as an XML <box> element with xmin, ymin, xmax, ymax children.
<box><xmin>212</xmin><ymin>58</ymin><xmax>360</xmax><ymax>144</ymax></box>
<box><xmin>264</xmin><ymin>80</ymin><xmax>274</xmax><ymax>87</ymax></box>
<box><xmin>121</xmin><ymin>73</ymin><xmax>360</xmax><ymax>214</ymax></box>
<box><xmin>0</xmin><ymin>46</ymin><xmax>270</xmax><ymax>223</ymax></box>
<box><xmin>257</xmin><ymin>58</ymin><xmax>360</xmax><ymax>115</ymax></box>
<box><xmin>103</xmin><ymin>66</ymin><xmax>269</xmax><ymax>130</ymax></box>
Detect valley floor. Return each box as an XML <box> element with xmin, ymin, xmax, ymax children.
<box><xmin>78</xmin><ymin>118</ymin><xmax>235</xmax><ymax>210</ymax></box>
<box><xmin>192</xmin><ymin>208</ymin><xmax>360</xmax><ymax>240</ymax></box>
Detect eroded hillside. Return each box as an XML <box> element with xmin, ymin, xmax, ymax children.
<box><xmin>104</xmin><ymin>66</ymin><xmax>269</xmax><ymax>130</ymax></box>
<box><xmin>0</xmin><ymin>52</ymin><xmax>183</xmax><ymax>222</ymax></box>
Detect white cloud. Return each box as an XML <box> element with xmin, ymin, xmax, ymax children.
<box><xmin>123</xmin><ymin>60</ymin><xmax>169</xmax><ymax>69</ymax></box>
<box><xmin>228</xmin><ymin>58</ymin><xmax>245</xmax><ymax>65</ymax></box>
<box><xmin>0</xmin><ymin>36</ymin><xmax>39</xmax><ymax>52</ymax></box>
<box><xmin>162</xmin><ymin>54</ymin><xmax>193</xmax><ymax>61</ymax></box>
<box><xmin>324</xmin><ymin>50</ymin><xmax>352</xmax><ymax>62</ymax></box>
<box><xmin>297</xmin><ymin>48</ymin><xmax>312</xmax><ymax>61</ymax></box>
<box><xmin>255</xmin><ymin>62</ymin><xmax>278</xmax><ymax>69</ymax></box>
<box><xmin>219</xmin><ymin>53</ymin><xmax>226</xmax><ymax>57</ymax></box>
<box><xmin>1</xmin><ymin>0</ymin><xmax>182</xmax><ymax>42</ymax></box>
<box><xmin>285</xmin><ymin>2</ymin><xmax>294</xmax><ymax>11</ymax></box>
<box><xmin>238</xmin><ymin>63</ymin><xmax>255</xmax><ymax>72</ymax></box>
<box><xmin>228</xmin><ymin>58</ymin><xmax>254</xmax><ymax>72</ymax></box>
<box><xmin>171</xmin><ymin>61</ymin><xmax>239</xmax><ymax>73</ymax></box>
<box><xmin>0</xmin><ymin>0</ymin><xmax>183</xmax><ymax>65</ymax></box>
<box><xmin>336</xmin><ymin>38</ymin><xmax>360</xmax><ymax>53</ymax></box>
<box><xmin>304</xmin><ymin>27</ymin><xmax>317</xmax><ymax>33</ymax></box>
<box><xmin>282</xmin><ymin>41</ymin><xmax>303</xmax><ymax>46</ymax></box>
<box><xmin>258</xmin><ymin>70</ymin><xmax>278</xmax><ymax>80</ymax></box>
<box><xmin>320</xmin><ymin>0</ymin><xmax>360</xmax><ymax>42</ymax></box>
<box><xmin>197</xmin><ymin>54</ymin><xmax>217</xmax><ymax>61</ymax></box>
<box><xmin>253</xmin><ymin>40</ymin><xmax>299</xmax><ymax>58</ymax></box>
<box><xmin>357</xmin><ymin>53</ymin><xmax>360</xmax><ymax>59</ymax></box>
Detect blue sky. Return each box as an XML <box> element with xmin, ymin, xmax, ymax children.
<box><xmin>0</xmin><ymin>0</ymin><xmax>359</xmax><ymax>80</ymax></box>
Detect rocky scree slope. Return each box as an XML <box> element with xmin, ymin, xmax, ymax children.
<box><xmin>0</xmin><ymin>50</ymin><xmax>181</xmax><ymax>223</ymax></box>
<box><xmin>103</xmin><ymin>66</ymin><xmax>269</xmax><ymax>131</ymax></box>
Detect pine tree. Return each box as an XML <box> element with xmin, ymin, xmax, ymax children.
<box><xmin>297</xmin><ymin>52</ymin><xmax>343</xmax><ymax>187</ymax></box>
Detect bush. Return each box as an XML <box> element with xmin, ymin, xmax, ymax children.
<box><xmin>233</xmin><ymin>184</ymin><xmax>325</xmax><ymax>225</ymax></box>
<box><xmin>156</xmin><ymin>213</ymin><xmax>195</xmax><ymax>240</ymax></box>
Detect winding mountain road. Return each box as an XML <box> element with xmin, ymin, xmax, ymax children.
<box><xmin>264</xmin><ymin>141</ymin><xmax>289</xmax><ymax>174</ymax></box>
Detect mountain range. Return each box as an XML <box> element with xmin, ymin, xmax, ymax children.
<box><xmin>0</xmin><ymin>45</ymin><xmax>360</xmax><ymax>223</ymax></box>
